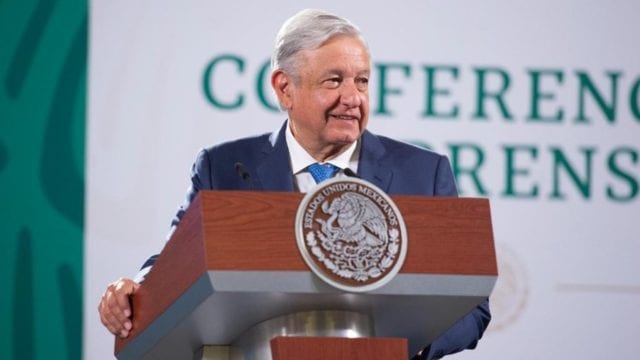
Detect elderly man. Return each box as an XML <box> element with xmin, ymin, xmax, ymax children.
<box><xmin>98</xmin><ymin>9</ymin><xmax>491</xmax><ymax>359</ymax></box>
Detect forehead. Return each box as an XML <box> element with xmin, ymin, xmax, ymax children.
<box><xmin>299</xmin><ymin>36</ymin><xmax>371</xmax><ymax>74</ymax></box>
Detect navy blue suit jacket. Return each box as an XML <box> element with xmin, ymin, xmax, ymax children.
<box><xmin>151</xmin><ymin>123</ymin><xmax>490</xmax><ymax>360</ymax></box>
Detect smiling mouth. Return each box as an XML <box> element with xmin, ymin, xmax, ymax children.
<box><xmin>330</xmin><ymin>114</ymin><xmax>359</xmax><ymax>121</ymax></box>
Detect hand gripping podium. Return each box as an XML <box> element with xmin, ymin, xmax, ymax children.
<box><xmin>115</xmin><ymin>190</ymin><xmax>497</xmax><ymax>359</ymax></box>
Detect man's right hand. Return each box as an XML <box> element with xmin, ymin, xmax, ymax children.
<box><xmin>98</xmin><ymin>278</ymin><xmax>140</xmax><ymax>338</ymax></box>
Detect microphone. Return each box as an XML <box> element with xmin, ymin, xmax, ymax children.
<box><xmin>234</xmin><ymin>162</ymin><xmax>252</xmax><ymax>182</ymax></box>
<box><xmin>343</xmin><ymin>168</ymin><xmax>359</xmax><ymax>178</ymax></box>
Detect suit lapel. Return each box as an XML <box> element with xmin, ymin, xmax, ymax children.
<box><xmin>252</xmin><ymin>125</ymin><xmax>391</xmax><ymax>193</ymax></box>
<box><xmin>358</xmin><ymin>131</ymin><xmax>393</xmax><ymax>192</ymax></box>
<box><xmin>255</xmin><ymin>123</ymin><xmax>295</xmax><ymax>191</ymax></box>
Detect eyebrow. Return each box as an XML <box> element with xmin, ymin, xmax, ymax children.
<box><xmin>322</xmin><ymin>68</ymin><xmax>371</xmax><ymax>77</ymax></box>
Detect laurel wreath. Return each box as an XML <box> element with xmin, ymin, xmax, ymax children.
<box><xmin>305</xmin><ymin>227</ymin><xmax>400</xmax><ymax>282</ymax></box>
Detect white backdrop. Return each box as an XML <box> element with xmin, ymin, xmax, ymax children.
<box><xmin>86</xmin><ymin>1</ymin><xmax>640</xmax><ymax>358</ymax></box>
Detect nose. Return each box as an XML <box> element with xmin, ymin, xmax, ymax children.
<box><xmin>340</xmin><ymin>80</ymin><xmax>363</xmax><ymax>108</ymax></box>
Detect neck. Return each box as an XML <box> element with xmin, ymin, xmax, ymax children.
<box><xmin>288</xmin><ymin>121</ymin><xmax>355</xmax><ymax>162</ymax></box>
<box><xmin>308</xmin><ymin>143</ymin><xmax>351</xmax><ymax>162</ymax></box>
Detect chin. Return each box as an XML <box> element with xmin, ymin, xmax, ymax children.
<box><xmin>333</xmin><ymin>124</ymin><xmax>361</xmax><ymax>136</ymax></box>
<box><xmin>336</xmin><ymin>132</ymin><xmax>361</xmax><ymax>144</ymax></box>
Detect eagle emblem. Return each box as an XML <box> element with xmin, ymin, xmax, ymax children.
<box><xmin>295</xmin><ymin>178</ymin><xmax>407</xmax><ymax>292</ymax></box>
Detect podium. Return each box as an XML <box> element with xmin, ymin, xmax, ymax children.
<box><xmin>115</xmin><ymin>191</ymin><xmax>496</xmax><ymax>359</ymax></box>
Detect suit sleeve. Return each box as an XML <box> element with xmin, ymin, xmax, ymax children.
<box><xmin>414</xmin><ymin>155</ymin><xmax>492</xmax><ymax>360</ymax></box>
<box><xmin>434</xmin><ymin>155</ymin><xmax>458</xmax><ymax>197</ymax></box>
<box><xmin>415</xmin><ymin>300</ymin><xmax>491</xmax><ymax>360</ymax></box>
<box><xmin>134</xmin><ymin>148</ymin><xmax>213</xmax><ymax>282</ymax></box>
<box><xmin>170</xmin><ymin>148</ymin><xmax>213</xmax><ymax>228</ymax></box>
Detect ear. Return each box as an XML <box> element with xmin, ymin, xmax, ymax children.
<box><xmin>271</xmin><ymin>70</ymin><xmax>293</xmax><ymax>109</ymax></box>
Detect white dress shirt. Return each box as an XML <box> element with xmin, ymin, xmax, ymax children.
<box><xmin>284</xmin><ymin>121</ymin><xmax>360</xmax><ymax>193</ymax></box>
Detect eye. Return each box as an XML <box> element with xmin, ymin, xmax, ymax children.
<box><xmin>356</xmin><ymin>76</ymin><xmax>369</xmax><ymax>90</ymax></box>
<box><xmin>324</xmin><ymin>77</ymin><xmax>341</xmax><ymax>88</ymax></box>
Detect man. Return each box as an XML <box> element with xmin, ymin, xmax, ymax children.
<box><xmin>98</xmin><ymin>9</ymin><xmax>491</xmax><ymax>359</ymax></box>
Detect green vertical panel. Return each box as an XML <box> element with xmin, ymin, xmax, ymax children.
<box><xmin>0</xmin><ymin>0</ymin><xmax>86</xmax><ymax>359</ymax></box>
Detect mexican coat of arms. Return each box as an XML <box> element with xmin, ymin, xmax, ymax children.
<box><xmin>295</xmin><ymin>177</ymin><xmax>407</xmax><ymax>292</ymax></box>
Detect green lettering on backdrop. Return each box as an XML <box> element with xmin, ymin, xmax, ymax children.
<box><xmin>550</xmin><ymin>147</ymin><xmax>595</xmax><ymax>199</ymax></box>
<box><xmin>574</xmin><ymin>71</ymin><xmax>621</xmax><ymax>124</ymax></box>
<box><xmin>630</xmin><ymin>77</ymin><xmax>640</xmax><ymax>120</ymax></box>
<box><xmin>422</xmin><ymin>65</ymin><xmax>459</xmax><ymax>119</ymax></box>
<box><xmin>527</xmin><ymin>69</ymin><xmax>564</xmax><ymax>122</ymax></box>
<box><xmin>448</xmin><ymin>143</ymin><xmax>489</xmax><ymax>195</ymax></box>
<box><xmin>256</xmin><ymin>59</ymin><xmax>279</xmax><ymax>112</ymax></box>
<box><xmin>502</xmin><ymin>145</ymin><xmax>539</xmax><ymax>198</ymax></box>
<box><xmin>607</xmin><ymin>147</ymin><xmax>639</xmax><ymax>201</ymax></box>
<box><xmin>203</xmin><ymin>54</ymin><xmax>245</xmax><ymax>109</ymax></box>
<box><xmin>375</xmin><ymin>63</ymin><xmax>411</xmax><ymax>115</ymax></box>
<box><xmin>0</xmin><ymin>0</ymin><xmax>86</xmax><ymax>359</ymax></box>
<box><xmin>473</xmin><ymin>67</ymin><xmax>513</xmax><ymax>120</ymax></box>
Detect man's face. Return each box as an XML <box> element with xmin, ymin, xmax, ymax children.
<box><xmin>282</xmin><ymin>35</ymin><xmax>370</xmax><ymax>159</ymax></box>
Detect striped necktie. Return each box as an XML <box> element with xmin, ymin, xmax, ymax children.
<box><xmin>307</xmin><ymin>163</ymin><xmax>339</xmax><ymax>184</ymax></box>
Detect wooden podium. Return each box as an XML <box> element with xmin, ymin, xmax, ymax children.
<box><xmin>115</xmin><ymin>191</ymin><xmax>496</xmax><ymax>359</ymax></box>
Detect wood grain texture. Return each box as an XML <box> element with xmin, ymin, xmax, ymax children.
<box><xmin>199</xmin><ymin>191</ymin><xmax>496</xmax><ymax>275</ymax></box>
<box><xmin>115</xmin><ymin>195</ymin><xmax>207</xmax><ymax>354</ymax></box>
<box><xmin>115</xmin><ymin>190</ymin><xmax>496</xmax><ymax>355</ymax></box>
<box><xmin>270</xmin><ymin>336</ymin><xmax>408</xmax><ymax>360</ymax></box>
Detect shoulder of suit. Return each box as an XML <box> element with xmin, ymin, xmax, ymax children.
<box><xmin>364</xmin><ymin>131</ymin><xmax>446</xmax><ymax>159</ymax></box>
<box><xmin>202</xmin><ymin>131</ymin><xmax>273</xmax><ymax>153</ymax></box>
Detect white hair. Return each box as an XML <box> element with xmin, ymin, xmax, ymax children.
<box><xmin>271</xmin><ymin>9</ymin><xmax>369</xmax><ymax>81</ymax></box>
